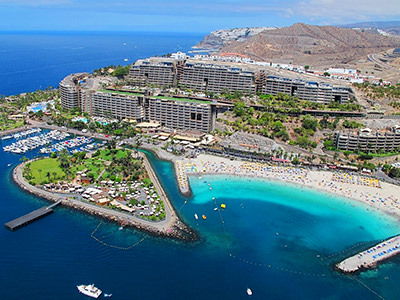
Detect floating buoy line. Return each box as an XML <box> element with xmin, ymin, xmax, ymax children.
<box><xmin>91</xmin><ymin>221</ymin><xmax>146</xmax><ymax>250</ymax></box>
<box><xmin>169</xmin><ymin>178</ymin><xmax>383</xmax><ymax>299</ymax></box>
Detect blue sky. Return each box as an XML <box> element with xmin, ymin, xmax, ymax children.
<box><xmin>0</xmin><ymin>0</ymin><xmax>399</xmax><ymax>33</ymax></box>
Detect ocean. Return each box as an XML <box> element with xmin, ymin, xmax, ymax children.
<box><xmin>0</xmin><ymin>31</ymin><xmax>203</xmax><ymax>96</ymax></box>
<box><xmin>1</xmin><ymin>31</ymin><xmax>400</xmax><ymax>299</ymax></box>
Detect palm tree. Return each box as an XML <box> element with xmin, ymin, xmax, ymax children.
<box><xmin>57</xmin><ymin>149</ymin><xmax>70</xmax><ymax>169</ymax></box>
<box><xmin>38</xmin><ymin>169</ymin><xmax>42</xmax><ymax>180</ymax></box>
<box><xmin>134</xmin><ymin>137</ymin><xmax>142</xmax><ymax>151</ymax></box>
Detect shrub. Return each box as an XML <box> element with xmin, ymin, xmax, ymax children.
<box><xmin>389</xmin><ymin>167</ymin><xmax>400</xmax><ymax>178</ymax></box>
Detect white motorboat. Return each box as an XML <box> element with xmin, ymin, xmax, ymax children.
<box><xmin>194</xmin><ymin>213</ymin><xmax>198</xmax><ymax>220</ymax></box>
<box><xmin>77</xmin><ymin>284</ymin><xmax>102</xmax><ymax>298</ymax></box>
<box><xmin>247</xmin><ymin>288</ymin><xmax>252</xmax><ymax>296</ymax></box>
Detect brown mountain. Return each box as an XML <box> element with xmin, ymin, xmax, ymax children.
<box><xmin>217</xmin><ymin>23</ymin><xmax>400</xmax><ymax>67</ymax></box>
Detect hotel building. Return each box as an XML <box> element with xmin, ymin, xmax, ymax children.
<box><xmin>59</xmin><ymin>74</ymin><xmax>86</xmax><ymax>110</ymax></box>
<box><xmin>128</xmin><ymin>57</ymin><xmax>351</xmax><ymax>103</ymax></box>
<box><xmin>334</xmin><ymin>127</ymin><xmax>400</xmax><ymax>153</ymax></box>
<box><xmin>178</xmin><ymin>62</ymin><xmax>256</xmax><ymax>93</ymax></box>
<box><xmin>59</xmin><ymin>74</ymin><xmax>215</xmax><ymax>133</ymax></box>
<box><xmin>129</xmin><ymin>60</ymin><xmax>175</xmax><ymax>87</ymax></box>
<box><xmin>145</xmin><ymin>97</ymin><xmax>215</xmax><ymax>133</ymax></box>
<box><xmin>259</xmin><ymin>75</ymin><xmax>350</xmax><ymax>104</ymax></box>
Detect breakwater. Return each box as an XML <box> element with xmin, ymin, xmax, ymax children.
<box><xmin>336</xmin><ymin>235</ymin><xmax>400</xmax><ymax>273</ymax></box>
<box><xmin>12</xmin><ymin>158</ymin><xmax>198</xmax><ymax>242</ymax></box>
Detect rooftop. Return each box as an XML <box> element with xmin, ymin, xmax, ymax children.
<box><xmin>151</xmin><ymin>95</ymin><xmax>212</xmax><ymax>104</ymax></box>
<box><xmin>98</xmin><ymin>89</ymin><xmax>144</xmax><ymax>96</ymax></box>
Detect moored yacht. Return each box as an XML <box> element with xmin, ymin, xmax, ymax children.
<box><xmin>77</xmin><ymin>284</ymin><xmax>102</xmax><ymax>298</ymax></box>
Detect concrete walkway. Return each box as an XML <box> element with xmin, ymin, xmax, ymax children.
<box><xmin>336</xmin><ymin>235</ymin><xmax>400</xmax><ymax>273</ymax></box>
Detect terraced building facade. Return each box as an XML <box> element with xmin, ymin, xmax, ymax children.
<box><xmin>128</xmin><ymin>57</ymin><xmax>352</xmax><ymax>103</ymax></box>
<box><xmin>59</xmin><ymin>74</ymin><xmax>215</xmax><ymax>133</ymax></box>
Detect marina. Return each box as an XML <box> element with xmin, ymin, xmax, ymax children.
<box><xmin>2</xmin><ymin>129</ymin><xmax>69</xmax><ymax>154</ymax></box>
<box><xmin>4</xmin><ymin>200</ymin><xmax>61</xmax><ymax>231</ymax></box>
<box><xmin>38</xmin><ymin>136</ymin><xmax>100</xmax><ymax>154</ymax></box>
<box><xmin>1</xmin><ymin>128</ymin><xmax>42</xmax><ymax>141</ymax></box>
<box><xmin>336</xmin><ymin>235</ymin><xmax>400</xmax><ymax>273</ymax></box>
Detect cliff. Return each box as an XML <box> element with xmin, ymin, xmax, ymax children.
<box><xmin>219</xmin><ymin>23</ymin><xmax>400</xmax><ymax>67</ymax></box>
<box><xmin>193</xmin><ymin>27</ymin><xmax>277</xmax><ymax>50</ymax></box>
<box><xmin>195</xmin><ymin>23</ymin><xmax>400</xmax><ymax>68</ymax></box>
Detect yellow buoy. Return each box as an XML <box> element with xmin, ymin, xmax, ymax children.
<box><xmin>202</xmin><ymin>215</ymin><xmax>207</xmax><ymax>220</ymax></box>
<box><xmin>220</xmin><ymin>204</ymin><xmax>226</xmax><ymax>209</ymax></box>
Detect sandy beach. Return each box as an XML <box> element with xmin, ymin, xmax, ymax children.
<box><xmin>176</xmin><ymin>154</ymin><xmax>400</xmax><ymax>220</ymax></box>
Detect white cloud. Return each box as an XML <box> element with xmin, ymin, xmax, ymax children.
<box><xmin>298</xmin><ymin>0</ymin><xmax>400</xmax><ymax>23</ymax></box>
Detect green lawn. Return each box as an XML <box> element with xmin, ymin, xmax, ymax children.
<box><xmin>29</xmin><ymin>158</ymin><xmax>65</xmax><ymax>185</ymax></box>
<box><xmin>100</xmin><ymin>149</ymin><xmax>128</xmax><ymax>161</ymax></box>
<box><xmin>81</xmin><ymin>159</ymin><xmax>103</xmax><ymax>178</ymax></box>
<box><xmin>100</xmin><ymin>149</ymin><xmax>112</xmax><ymax>160</ymax></box>
<box><xmin>115</xmin><ymin>150</ymin><xmax>128</xmax><ymax>159</ymax></box>
<box><xmin>27</xmin><ymin>149</ymin><xmax>137</xmax><ymax>185</ymax></box>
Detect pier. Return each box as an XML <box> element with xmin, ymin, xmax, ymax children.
<box><xmin>5</xmin><ymin>201</ymin><xmax>61</xmax><ymax>231</ymax></box>
<box><xmin>336</xmin><ymin>235</ymin><xmax>400</xmax><ymax>273</ymax></box>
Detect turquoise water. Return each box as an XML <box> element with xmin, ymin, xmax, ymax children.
<box><xmin>74</xmin><ymin>118</ymin><xmax>108</xmax><ymax>125</ymax></box>
<box><xmin>2</xmin><ymin>30</ymin><xmax>400</xmax><ymax>299</ymax></box>
<box><xmin>1</xmin><ymin>146</ymin><xmax>400</xmax><ymax>299</ymax></box>
<box><xmin>30</xmin><ymin>103</ymin><xmax>47</xmax><ymax>113</ymax></box>
<box><xmin>145</xmin><ymin>150</ymin><xmax>400</xmax><ymax>300</ymax></box>
<box><xmin>189</xmin><ymin>175</ymin><xmax>399</xmax><ymax>258</ymax></box>
<box><xmin>73</xmin><ymin>117</ymin><xmax>88</xmax><ymax>123</ymax></box>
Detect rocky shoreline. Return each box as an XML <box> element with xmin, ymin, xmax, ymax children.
<box><xmin>138</xmin><ymin>144</ymin><xmax>193</xmax><ymax>197</ymax></box>
<box><xmin>12</xmin><ymin>158</ymin><xmax>198</xmax><ymax>242</ymax></box>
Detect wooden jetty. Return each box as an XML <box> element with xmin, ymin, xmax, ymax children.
<box><xmin>336</xmin><ymin>235</ymin><xmax>400</xmax><ymax>273</ymax></box>
<box><xmin>5</xmin><ymin>201</ymin><xmax>61</xmax><ymax>231</ymax></box>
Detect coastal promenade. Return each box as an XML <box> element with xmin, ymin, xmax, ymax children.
<box><xmin>12</xmin><ymin>158</ymin><xmax>197</xmax><ymax>241</ymax></box>
<box><xmin>336</xmin><ymin>235</ymin><xmax>400</xmax><ymax>273</ymax></box>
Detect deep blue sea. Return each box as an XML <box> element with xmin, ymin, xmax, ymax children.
<box><xmin>1</xmin><ymin>32</ymin><xmax>400</xmax><ymax>299</ymax></box>
<box><xmin>0</xmin><ymin>31</ymin><xmax>203</xmax><ymax>96</ymax></box>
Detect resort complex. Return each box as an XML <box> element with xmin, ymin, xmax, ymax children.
<box><xmin>60</xmin><ymin>76</ymin><xmax>216</xmax><ymax>133</ymax></box>
<box><xmin>128</xmin><ymin>57</ymin><xmax>352</xmax><ymax>103</ymax></box>
<box><xmin>59</xmin><ymin>56</ymin><xmax>355</xmax><ymax>135</ymax></box>
<box><xmin>335</xmin><ymin>127</ymin><xmax>400</xmax><ymax>153</ymax></box>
